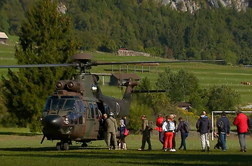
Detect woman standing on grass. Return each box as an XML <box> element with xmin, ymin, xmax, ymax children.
<box><xmin>118</xmin><ymin>118</ymin><xmax>127</xmax><ymax>150</ymax></box>
<box><xmin>176</xmin><ymin>117</ymin><xmax>189</xmax><ymax>150</ymax></box>
<box><xmin>162</xmin><ymin>115</ymin><xmax>176</xmax><ymax>152</ymax></box>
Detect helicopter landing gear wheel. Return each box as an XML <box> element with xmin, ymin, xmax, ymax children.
<box><xmin>81</xmin><ymin>142</ymin><xmax>87</xmax><ymax>147</ymax></box>
<box><xmin>56</xmin><ymin>142</ymin><xmax>61</xmax><ymax>151</ymax></box>
<box><xmin>62</xmin><ymin>142</ymin><xmax>69</xmax><ymax>150</ymax></box>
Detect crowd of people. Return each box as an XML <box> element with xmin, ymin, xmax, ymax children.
<box><xmin>137</xmin><ymin>110</ymin><xmax>250</xmax><ymax>152</ymax></box>
<box><xmin>101</xmin><ymin>112</ymin><xmax>128</xmax><ymax>150</ymax></box>
<box><xmin>139</xmin><ymin>113</ymin><xmax>188</xmax><ymax>152</ymax></box>
<box><xmin>101</xmin><ymin>110</ymin><xmax>250</xmax><ymax>152</ymax></box>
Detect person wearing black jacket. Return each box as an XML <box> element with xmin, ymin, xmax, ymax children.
<box><xmin>196</xmin><ymin>111</ymin><xmax>212</xmax><ymax>152</ymax></box>
<box><xmin>216</xmin><ymin>111</ymin><xmax>230</xmax><ymax>152</ymax></box>
<box><xmin>176</xmin><ymin>117</ymin><xmax>189</xmax><ymax>150</ymax></box>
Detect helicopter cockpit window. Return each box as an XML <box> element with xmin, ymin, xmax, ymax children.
<box><xmin>44</xmin><ymin>96</ymin><xmax>79</xmax><ymax>112</ymax></box>
<box><xmin>67</xmin><ymin>111</ymin><xmax>78</xmax><ymax>124</ymax></box>
<box><xmin>88</xmin><ymin>103</ymin><xmax>94</xmax><ymax>119</ymax></box>
<box><xmin>64</xmin><ymin>100</ymin><xmax>76</xmax><ymax>111</ymax></box>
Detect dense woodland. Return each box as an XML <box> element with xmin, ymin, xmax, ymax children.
<box><xmin>1</xmin><ymin>0</ymin><xmax>252</xmax><ymax>65</ymax></box>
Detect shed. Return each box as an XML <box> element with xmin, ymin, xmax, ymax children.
<box><xmin>0</xmin><ymin>32</ymin><xmax>8</xmax><ymax>44</ymax></box>
<box><xmin>177</xmin><ymin>102</ymin><xmax>192</xmax><ymax>111</ymax></box>
<box><xmin>109</xmin><ymin>73</ymin><xmax>141</xmax><ymax>86</ymax></box>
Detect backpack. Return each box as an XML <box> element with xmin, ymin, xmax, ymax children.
<box><xmin>167</xmin><ymin>121</ymin><xmax>175</xmax><ymax>131</ymax></box>
<box><xmin>247</xmin><ymin>117</ymin><xmax>252</xmax><ymax>128</ymax></box>
<box><xmin>184</xmin><ymin>121</ymin><xmax>191</xmax><ymax>133</ymax></box>
<box><xmin>217</xmin><ymin>120</ymin><xmax>225</xmax><ymax>131</ymax></box>
<box><xmin>147</xmin><ymin>121</ymin><xmax>154</xmax><ymax>131</ymax></box>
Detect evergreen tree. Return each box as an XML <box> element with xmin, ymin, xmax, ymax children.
<box><xmin>1</xmin><ymin>0</ymin><xmax>78</xmax><ymax>131</ymax></box>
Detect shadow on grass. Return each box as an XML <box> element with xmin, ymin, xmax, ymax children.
<box><xmin>0</xmin><ymin>131</ymin><xmax>41</xmax><ymax>136</ymax></box>
<box><xmin>0</xmin><ymin>147</ymin><xmax>251</xmax><ymax>165</ymax></box>
<box><xmin>0</xmin><ymin>146</ymin><xmax>107</xmax><ymax>152</ymax></box>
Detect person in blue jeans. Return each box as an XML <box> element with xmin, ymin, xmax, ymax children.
<box><xmin>216</xmin><ymin>111</ymin><xmax>230</xmax><ymax>152</ymax></box>
<box><xmin>176</xmin><ymin>117</ymin><xmax>189</xmax><ymax>150</ymax></box>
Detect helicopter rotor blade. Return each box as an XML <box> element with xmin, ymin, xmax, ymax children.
<box><xmin>132</xmin><ymin>90</ymin><xmax>166</xmax><ymax>93</ymax></box>
<box><xmin>0</xmin><ymin>63</ymin><xmax>79</xmax><ymax>68</ymax></box>
<box><xmin>91</xmin><ymin>60</ymin><xmax>224</xmax><ymax>66</ymax></box>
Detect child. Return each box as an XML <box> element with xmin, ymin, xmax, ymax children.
<box><xmin>214</xmin><ymin>132</ymin><xmax>222</xmax><ymax>149</ymax></box>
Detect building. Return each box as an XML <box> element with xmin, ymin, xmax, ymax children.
<box><xmin>177</xmin><ymin>102</ymin><xmax>192</xmax><ymax>111</ymax></box>
<box><xmin>109</xmin><ymin>73</ymin><xmax>141</xmax><ymax>86</ymax></box>
<box><xmin>117</xmin><ymin>49</ymin><xmax>150</xmax><ymax>57</ymax></box>
<box><xmin>0</xmin><ymin>32</ymin><xmax>8</xmax><ymax>44</ymax></box>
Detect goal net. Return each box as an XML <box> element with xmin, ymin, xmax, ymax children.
<box><xmin>211</xmin><ymin>111</ymin><xmax>252</xmax><ymax>140</ymax></box>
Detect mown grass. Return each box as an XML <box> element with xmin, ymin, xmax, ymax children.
<box><xmin>1</xmin><ymin>38</ymin><xmax>252</xmax><ymax>104</ymax></box>
<box><xmin>0</xmin><ymin>128</ymin><xmax>252</xmax><ymax>166</ymax></box>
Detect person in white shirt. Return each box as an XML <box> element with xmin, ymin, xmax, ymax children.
<box><xmin>162</xmin><ymin>114</ymin><xmax>176</xmax><ymax>152</ymax></box>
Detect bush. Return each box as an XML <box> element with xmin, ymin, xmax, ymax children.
<box><xmin>128</xmin><ymin>103</ymin><xmax>153</xmax><ymax>132</ymax></box>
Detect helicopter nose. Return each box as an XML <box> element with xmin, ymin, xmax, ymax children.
<box><xmin>43</xmin><ymin>115</ymin><xmax>63</xmax><ymax>129</ymax></box>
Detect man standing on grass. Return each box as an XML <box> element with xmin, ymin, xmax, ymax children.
<box><xmin>106</xmin><ymin>112</ymin><xmax>118</xmax><ymax>150</ymax></box>
<box><xmin>155</xmin><ymin>114</ymin><xmax>164</xmax><ymax>148</ymax></box>
<box><xmin>216</xmin><ymin>111</ymin><xmax>230</xmax><ymax>152</ymax></box>
<box><xmin>138</xmin><ymin>115</ymin><xmax>152</xmax><ymax>151</ymax></box>
<box><xmin>233</xmin><ymin>110</ymin><xmax>248</xmax><ymax>152</ymax></box>
<box><xmin>196</xmin><ymin>111</ymin><xmax>212</xmax><ymax>152</ymax></box>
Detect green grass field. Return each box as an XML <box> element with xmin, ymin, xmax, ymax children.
<box><xmin>0</xmin><ymin>128</ymin><xmax>251</xmax><ymax>166</ymax></box>
<box><xmin>1</xmin><ymin>37</ymin><xmax>252</xmax><ymax>104</ymax></box>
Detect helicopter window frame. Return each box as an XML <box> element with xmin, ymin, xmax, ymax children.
<box><xmin>88</xmin><ymin>102</ymin><xmax>95</xmax><ymax>119</ymax></box>
<box><xmin>115</xmin><ymin>102</ymin><xmax>120</xmax><ymax>115</ymax></box>
<box><xmin>63</xmin><ymin>99</ymin><xmax>76</xmax><ymax>111</ymax></box>
<box><xmin>77</xmin><ymin>101</ymin><xmax>85</xmax><ymax>113</ymax></box>
<box><xmin>76</xmin><ymin>100</ymin><xmax>84</xmax><ymax>124</ymax></box>
<box><xmin>44</xmin><ymin>96</ymin><xmax>80</xmax><ymax>112</ymax></box>
<box><xmin>104</xmin><ymin>104</ymin><xmax>110</xmax><ymax>115</ymax></box>
<box><xmin>93</xmin><ymin>103</ymin><xmax>101</xmax><ymax>119</ymax></box>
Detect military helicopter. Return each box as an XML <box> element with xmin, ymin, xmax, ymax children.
<box><xmin>0</xmin><ymin>52</ymin><xmax>224</xmax><ymax>150</ymax></box>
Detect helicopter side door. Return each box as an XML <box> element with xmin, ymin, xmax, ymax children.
<box><xmin>72</xmin><ymin>100</ymin><xmax>85</xmax><ymax>138</ymax></box>
<box><xmin>93</xmin><ymin>103</ymin><xmax>101</xmax><ymax>133</ymax></box>
<box><xmin>84</xmin><ymin>102</ymin><xmax>96</xmax><ymax>139</ymax></box>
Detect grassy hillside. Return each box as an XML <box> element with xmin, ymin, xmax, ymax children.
<box><xmin>1</xmin><ymin>38</ymin><xmax>252</xmax><ymax>104</ymax></box>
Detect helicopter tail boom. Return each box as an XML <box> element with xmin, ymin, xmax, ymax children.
<box><xmin>122</xmin><ymin>81</ymin><xmax>138</xmax><ymax>102</ymax></box>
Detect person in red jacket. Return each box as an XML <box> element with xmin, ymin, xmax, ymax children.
<box><xmin>233</xmin><ymin>110</ymin><xmax>249</xmax><ymax>152</ymax></box>
<box><xmin>155</xmin><ymin>114</ymin><xmax>164</xmax><ymax>148</ymax></box>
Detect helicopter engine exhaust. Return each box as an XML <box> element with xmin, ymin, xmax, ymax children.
<box><xmin>66</xmin><ymin>81</ymin><xmax>80</xmax><ymax>92</ymax></box>
<box><xmin>55</xmin><ymin>81</ymin><xmax>68</xmax><ymax>90</ymax></box>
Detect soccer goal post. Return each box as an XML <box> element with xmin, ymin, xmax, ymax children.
<box><xmin>211</xmin><ymin>111</ymin><xmax>252</xmax><ymax>140</ymax></box>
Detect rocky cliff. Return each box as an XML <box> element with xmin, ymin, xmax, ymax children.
<box><xmin>161</xmin><ymin>0</ymin><xmax>249</xmax><ymax>13</ymax></box>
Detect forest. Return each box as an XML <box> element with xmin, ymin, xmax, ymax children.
<box><xmin>1</xmin><ymin>0</ymin><xmax>252</xmax><ymax>65</ymax></box>
<box><xmin>0</xmin><ymin>0</ymin><xmax>250</xmax><ymax>131</ymax></box>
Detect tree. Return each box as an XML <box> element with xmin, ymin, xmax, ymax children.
<box><xmin>156</xmin><ymin>67</ymin><xmax>199</xmax><ymax>102</ymax></box>
<box><xmin>128</xmin><ymin>103</ymin><xmax>153</xmax><ymax>131</ymax></box>
<box><xmin>1</xmin><ymin>0</ymin><xmax>78</xmax><ymax>131</ymax></box>
<box><xmin>133</xmin><ymin>77</ymin><xmax>171</xmax><ymax>115</ymax></box>
<box><xmin>134</xmin><ymin>77</ymin><xmax>153</xmax><ymax>105</ymax></box>
<box><xmin>206</xmin><ymin>85</ymin><xmax>241</xmax><ymax>111</ymax></box>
